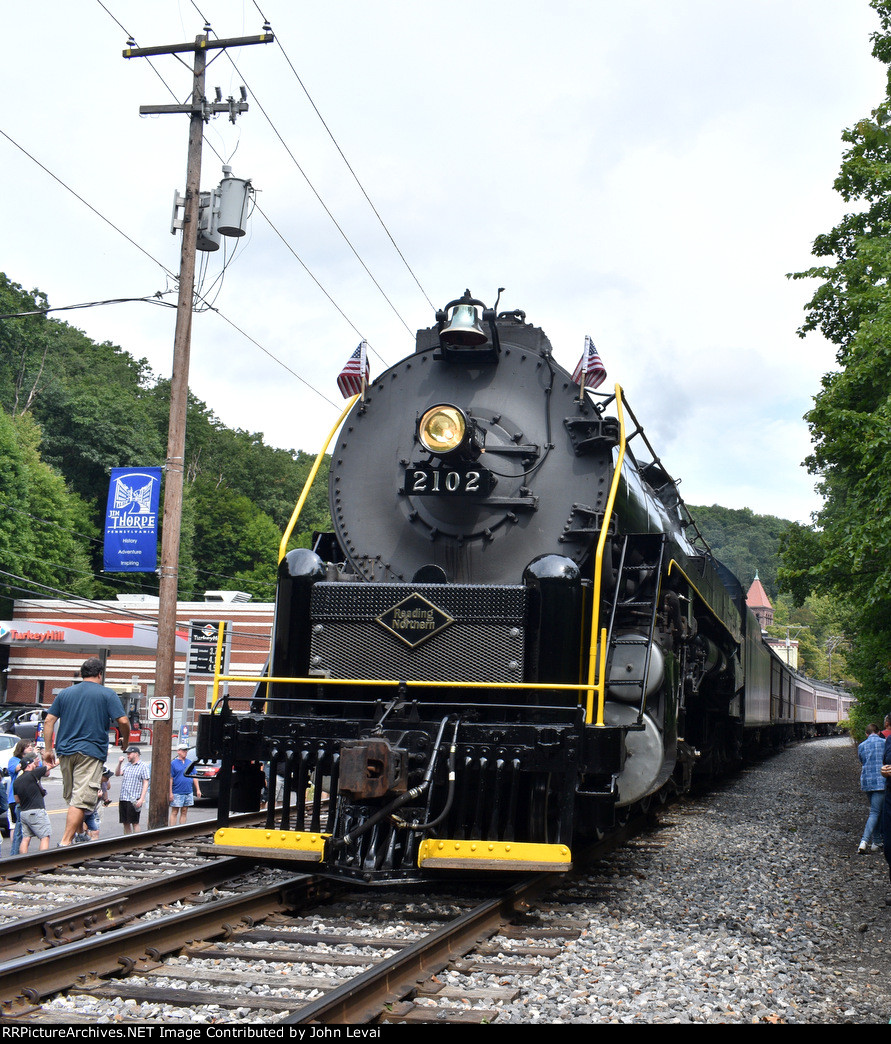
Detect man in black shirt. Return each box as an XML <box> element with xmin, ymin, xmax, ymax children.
<box><xmin>14</xmin><ymin>753</ymin><xmax>51</xmax><ymax>853</ymax></box>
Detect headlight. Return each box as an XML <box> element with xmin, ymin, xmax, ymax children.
<box><xmin>418</xmin><ymin>405</ymin><xmax>467</xmax><ymax>455</ymax></box>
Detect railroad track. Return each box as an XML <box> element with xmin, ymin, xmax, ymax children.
<box><xmin>0</xmin><ymin>812</ymin><xmax>271</xmax><ymax>940</ymax></box>
<box><xmin>0</xmin><ymin>873</ymin><xmax>576</xmax><ymax>1024</ymax></box>
<box><xmin>0</xmin><ymin>815</ymin><xmax>655</xmax><ymax>1024</ymax></box>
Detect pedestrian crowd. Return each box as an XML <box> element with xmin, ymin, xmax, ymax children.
<box><xmin>0</xmin><ymin>658</ymin><xmax>202</xmax><ymax>853</ymax></box>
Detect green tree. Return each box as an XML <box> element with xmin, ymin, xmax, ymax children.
<box><xmin>781</xmin><ymin>0</ymin><xmax>891</xmax><ymax>721</ymax></box>
<box><xmin>0</xmin><ymin>405</ymin><xmax>32</xmax><ymax>602</ymax></box>
<box><xmin>0</xmin><ymin>271</ymin><xmax>333</xmax><ymax>606</ymax></box>
<box><xmin>0</xmin><ymin>273</ymin><xmax>50</xmax><ymax>416</ymax></box>
<box><xmin>767</xmin><ymin>592</ymin><xmax>855</xmax><ymax>685</ymax></box>
<box><xmin>187</xmin><ymin>479</ymin><xmax>281</xmax><ymax>602</ymax></box>
<box><xmin>0</xmin><ymin>405</ymin><xmax>96</xmax><ymax>602</ymax></box>
<box><xmin>11</xmin><ymin>412</ymin><xmax>95</xmax><ymax>598</ymax></box>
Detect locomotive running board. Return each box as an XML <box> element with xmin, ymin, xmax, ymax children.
<box><xmin>209</xmin><ymin>827</ymin><xmax>330</xmax><ymax>862</ymax></box>
<box><xmin>417</xmin><ymin>838</ymin><xmax>572</xmax><ymax>872</ymax></box>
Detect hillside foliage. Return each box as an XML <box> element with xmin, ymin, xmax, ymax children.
<box><xmin>688</xmin><ymin>504</ymin><xmax>851</xmax><ymax>683</ymax></box>
<box><xmin>0</xmin><ymin>272</ymin><xmax>331</xmax><ymax>606</ymax></box>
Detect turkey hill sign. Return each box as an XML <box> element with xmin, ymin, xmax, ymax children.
<box><xmin>0</xmin><ymin>625</ymin><xmax>64</xmax><ymax>643</ymax></box>
<box><xmin>0</xmin><ymin>620</ymin><xmax>189</xmax><ymax>653</ymax></box>
<box><xmin>376</xmin><ymin>593</ymin><xmax>453</xmax><ymax>648</ymax></box>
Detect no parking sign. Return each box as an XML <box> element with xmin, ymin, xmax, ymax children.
<box><xmin>149</xmin><ymin>696</ymin><xmax>171</xmax><ymax>721</ymax></box>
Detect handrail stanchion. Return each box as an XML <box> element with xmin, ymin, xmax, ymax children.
<box><xmin>585</xmin><ymin>385</ymin><xmax>627</xmax><ymax>725</ymax></box>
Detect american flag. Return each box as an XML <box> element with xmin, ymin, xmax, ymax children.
<box><xmin>571</xmin><ymin>335</ymin><xmax>607</xmax><ymax>389</ymax></box>
<box><xmin>337</xmin><ymin>341</ymin><xmax>369</xmax><ymax>398</ymax></box>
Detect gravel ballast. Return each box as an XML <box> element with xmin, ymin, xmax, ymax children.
<box><xmin>489</xmin><ymin>735</ymin><xmax>891</xmax><ymax>1024</ymax></box>
<box><xmin>35</xmin><ymin>734</ymin><xmax>891</xmax><ymax>1025</ymax></box>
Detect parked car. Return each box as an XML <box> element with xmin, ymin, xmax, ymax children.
<box><xmin>0</xmin><ymin>733</ymin><xmax>21</xmax><ymax>773</ymax></box>
<box><xmin>0</xmin><ymin>705</ymin><xmax>43</xmax><ymax>736</ymax></box>
<box><xmin>185</xmin><ymin>747</ymin><xmax>220</xmax><ymax>804</ymax></box>
<box><xmin>11</xmin><ymin>709</ymin><xmax>46</xmax><ymax>743</ymax></box>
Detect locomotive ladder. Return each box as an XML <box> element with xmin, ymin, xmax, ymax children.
<box><xmin>604</xmin><ymin>533</ymin><xmax>667</xmax><ymax>721</ymax></box>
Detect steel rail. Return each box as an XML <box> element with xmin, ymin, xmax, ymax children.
<box><xmin>0</xmin><ymin>810</ymin><xmax>266</xmax><ymax>880</ymax></box>
<box><xmin>283</xmin><ymin>873</ymin><xmax>557</xmax><ymax>1025</ymax></box>
<box><xmin>0</xmin><ymin>874</ymin><xmax>325</xmax><ymax>1010</ymax></box>
<box><xmin>0</xmin><ymin>856</ymin><xmax>255</xmax><ymax>958</ymax></box>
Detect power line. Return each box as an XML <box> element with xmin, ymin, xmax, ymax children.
<box><xmin>271</xmin><ymin>30</ymin><xmax>435</xmax><ymax>312</ymax></box>
<box><xmin>93</xmin><ymin>3</ymin><xmax>401</xmax><ymax>388</ymax></box>
<box><xmin>255</xmin><ymin>203</ymin><xmax>374</xmax><ymax>355</ymax></box>
<box><xmin>0</xmin><ymin>569</ymin><xmax>164</xmax><ymax>623</ymax></box>
<box><xmin>0</xmin><ymin>123</ymin><xmax>341</xmax><ymax>409</ymax></box>
<box><xmin>0</xmin><ymin>293</ymin><xmax>176</xmax><ymax>320</ymax></box>
<box><xmin>105</xmin><ymin>1</ymin><xmax>382</xmax><ymax>363</ymax></box>
<box><xmin>208</xmin><ymin>28</ymin><xmax>414</xmax><ymax>345</ymax></box>
<box><xmin>42</xmin><ymin>3</ymin><xmax>405</xmax><ymax>390</ymax></box>
<box><xmin>1</xmin><ymin>569</ymin><xmax>275</xmax><ymax>646</ymax></box>
<box><xmin>241</xmin><ymin>1</ymin><xmax>432</xmax><ymax>313</ymax></box>
<box><xmin>0</xmin><ymin>127</ymin><xmax>174</xmax><ymax>279</ymax></box>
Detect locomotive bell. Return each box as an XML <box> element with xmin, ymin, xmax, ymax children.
<box><xmin>440</xmin><ymin>303</ymin><xmax>488</xmax><ymax>347</ymax></box>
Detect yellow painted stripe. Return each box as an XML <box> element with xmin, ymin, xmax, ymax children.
<box><xmin>214</xmin><ymin>672</ymin><xmax>609</xmax><ymax>694</ymax></box>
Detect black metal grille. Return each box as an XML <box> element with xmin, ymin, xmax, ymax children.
<box><xmin>267</xmin><ymin>747</ymin><xmax>339</xmax><ymax>835</ymax></box>
<box><xmin>309</xmin><ymin>583</ymin><xmax>526</xmax><ymax>683</ymax></box>
<box><xmin>267</xmin><ymin>748</ymin><xmax>556</xmax><ymax>877</ymax></box>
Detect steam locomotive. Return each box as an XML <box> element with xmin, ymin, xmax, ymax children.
<box><xmin>199</xmin><ymin>292</ymin><xmax>851</xmax><ymax>884</ymax></box>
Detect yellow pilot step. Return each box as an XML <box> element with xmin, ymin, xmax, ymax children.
<box><xmin>418</xmin><ymin>838</ymin><xmax>572</xmax><ymax>872</ymax></box>
<box><xmin>212</xmin><ymin>827</ymin><xmax>330</xmax><ymax>862</ymax></box>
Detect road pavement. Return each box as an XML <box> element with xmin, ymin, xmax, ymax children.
<box><xmin>2</xmin><ymin>743</ymin><xmax>221</xmax><ymax>851</ymax></box>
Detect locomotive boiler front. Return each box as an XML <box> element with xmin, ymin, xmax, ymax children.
<box><xmin>328</xmin><ymin>307</ymin><xmax>613</xmax><ymax>586</ymax></box>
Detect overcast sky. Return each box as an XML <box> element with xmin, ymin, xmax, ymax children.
<box><xmin>1</xmin><ymin>1</ymin><xmax>886</xmax><ymax>524</ymax></box>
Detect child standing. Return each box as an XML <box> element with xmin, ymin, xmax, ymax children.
<box><xmin>7</xmin><ymin>740</ymin><xmax>36</xmax><ymax>856</ymax></box>
<box><xmin>14</xmin><ymin>753</ymin><xmax>51</xmax><ymax>853</ymax></box>
<box><xmin>74</xmin><ymin>768</ymin><xmax>112</xmax><ymax>844</ymax></box>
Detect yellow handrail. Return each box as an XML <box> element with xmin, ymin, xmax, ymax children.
<box><xmin>666</xmin><ymin>560</ymin><xmax>738</xmax><ymax>639</ymax></box>
<box><xmin>212</xmin><ymin>671</ymin><xmax>614</xmax><ymax>695</ymax></box>
<box><xmin>225</xmin><ymin>388</ymin><xmax>629</xmax><ymax>724</ymax></box>
<box><xmin>584</xmin><ymin>384</ymin><xmax>627</xmax><ymax>725</ymax></box>
<box><xmin>278</xmin><ymin>394</ymin><xmax>360</xmax><ymax>563</ymax></box>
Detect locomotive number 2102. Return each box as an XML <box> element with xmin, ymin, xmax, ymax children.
<box><xmin>403</xmin><ymin>463</ymin><xmax>495</xmax><ymax>497</ymax></box>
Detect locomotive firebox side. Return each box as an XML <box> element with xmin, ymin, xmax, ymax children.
<box><xmin>202</xmin><ymin>294</ymin><xmax>749</xmax><ymax>883</ymax></box>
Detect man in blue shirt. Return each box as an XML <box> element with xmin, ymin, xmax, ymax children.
<box><xmin>857</xmin><ymin>723</ymin><xmax>885</xmax><ymax>852</ymax></box>
<box><xmin>42</xmin><ymin>658</ymin><xmax>130</xmax><ymax>847</ymax></box>
<box><xmin>169</xmin><ymin>744</ymin><xmax>201</xmax><ymax>825</ymax></box>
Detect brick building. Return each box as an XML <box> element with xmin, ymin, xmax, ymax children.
<box><xmin>0</xmin><ymin>594</ymin><xmax>274</xmax><ymax>740</ymax></box>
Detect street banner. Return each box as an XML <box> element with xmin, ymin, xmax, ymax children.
<box><xmin>103</xmin><ymin>467</ymin><xmax>162</xmax><ymax>572</ymax></box>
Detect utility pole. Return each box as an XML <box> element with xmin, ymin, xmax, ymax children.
<box><xmin>826</xmin><ymin>635</ymin><xmax>847</xmax><ymax>683</ymax></box>
<box><xmin>124</xmin><ymin>25</ymin><xmax>273</xmax><ymax>830</ymax></box>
